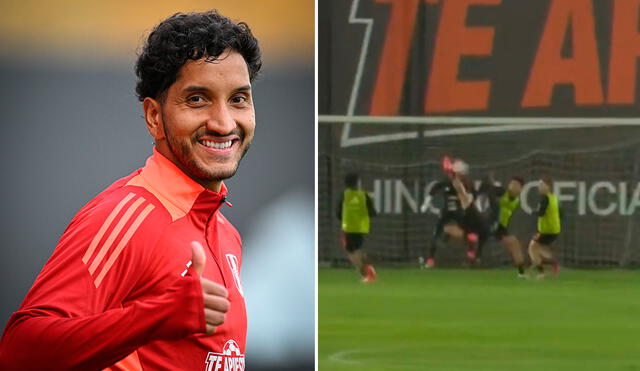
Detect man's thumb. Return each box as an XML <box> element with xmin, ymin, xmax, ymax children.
<box><xmin>190</xmin><ymin>241</ymin><xmax>206</xmax><ymax>276</ymax></box>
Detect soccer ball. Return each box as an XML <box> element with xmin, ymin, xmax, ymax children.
<box><xmin>451</xmin><ymin>159</ymin><xmax>469</xmax><ymax>175</ymax></box>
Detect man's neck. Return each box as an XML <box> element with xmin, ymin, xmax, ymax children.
<box><xmin>206</xmin><ymin>181</ymin><xmax>222</xmax><ymax>193</ymax></box>
<box><xmin>155</xmin><ymin>143</ymin><xmax>222</xmax><ymax>193</ymax></box>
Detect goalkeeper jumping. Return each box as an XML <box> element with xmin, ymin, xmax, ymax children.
<box><xmin>449</xmin><ymin>164</ymin><xmax>491</xmax><ymax>264</ymax></box>
<box><xmin>420</xmin><ymin>157</ymin><xmax>485</xmax><ymax>268</ymax></box>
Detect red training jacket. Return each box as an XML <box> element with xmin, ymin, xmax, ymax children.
<box><xmin>0</xmin><ymin>148</ymin><xmax>247</xmax><ymax>371</ymax></box>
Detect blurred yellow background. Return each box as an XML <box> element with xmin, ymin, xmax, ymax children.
<box><xmin>0</xmin><ymin>0</ymin><xmax>314</xmax><ymax>63</ymax></box>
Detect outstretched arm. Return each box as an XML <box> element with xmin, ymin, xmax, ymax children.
<box><xmin>421</xmin><ymin>181</ymin><xmax>444</xmax><ymax>212</ymax></box>
<box><xmin>452</xmin><ymin>175</ymin><xmax>474</xmax><ymax>210</ymax></box>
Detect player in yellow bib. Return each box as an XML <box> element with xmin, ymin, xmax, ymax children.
<box><xmin>481</xmin><ymin>175</ymin><xmax>526</xmax><ymax>278</ymax></box>
<box><xmin>336</xmin><ymin>173</ymin><xmax>377</xmax><ymax>283</ymax></box>
<box><xmin>528</xmin><ymin>176</ymin><xmax>561</xmax><ymax>279</ymax></box>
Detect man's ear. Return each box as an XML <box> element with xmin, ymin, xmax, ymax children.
<box><xmin>143</xmin><ymin>97</ymin><xmax>164</xmax><ymax>140</ymax></box>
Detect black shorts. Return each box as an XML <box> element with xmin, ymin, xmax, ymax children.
<box><xmin>493</xmin><ymin>224</ymin><xmax>509</xmax><ymax>240</ymax></box>
<box><xmin>462</xmin><ymin>207</ymin><xmax>490</xmax><ymax>246</ymax></box>
<box><xmin>462</xmin><ymin>208</ymin><xmax>488</xmax><ymax>235</ymax></box>
<box><xmin>441</xmin><ymin>212</ymin><xmax>464</xmax><ymax>225</ymax></box>
<box><xmin>343</xmin><ymin>232</ymin><xmax>365</xmax><ymax>253</ymax></box>
<box><xmin>432</xmin><ymin>212</ymin><xmax>464</xmax><ymax>237</ymax></box>
<box><xmin>534</xmin><ymin>233</ymin><xmax>559</xmax><ymax>245</ymax></box>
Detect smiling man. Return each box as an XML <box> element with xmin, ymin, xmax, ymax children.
<box><xmin>0</xmin><ymin>10</ymin><xmax>260</xmax><ymax>370</ymax></box>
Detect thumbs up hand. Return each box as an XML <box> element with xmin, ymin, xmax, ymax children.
<box><xmin>190</xmin><ymin>241</ymin><xmax>230</xmax><ymax>335</ymax></box>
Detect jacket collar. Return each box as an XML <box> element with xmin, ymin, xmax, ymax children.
<box><xmin>133</xmin><ymin>147</ymin><xmax>229</xmax><ymax>221</ymax></box>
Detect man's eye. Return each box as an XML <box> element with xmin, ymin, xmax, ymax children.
<box><xmin>231</xmin><ymin>96</ymin><xmax>247</xmax><ymax>104</ymax></box>
<box><xmin>188</xmin><ymin>96</ymin><xmax>205</xmax><ymax>103</ymax></box>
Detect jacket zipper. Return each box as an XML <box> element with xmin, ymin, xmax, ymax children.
<box><xmin>204</xmin><ymin>200</ymin><xmax>229</xmax><ymax>287</ymax></box>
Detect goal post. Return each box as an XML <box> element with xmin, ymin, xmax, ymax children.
<box><xmin>319</xmin><ymin>117</ymin><xmax>640</xmax><ymax>268</ymax></box>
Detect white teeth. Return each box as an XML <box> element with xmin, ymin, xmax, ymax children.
<box><xmin>201</xmin><ymin>140</ymin><xmax>233</xmax><ymax>149</ymax></box>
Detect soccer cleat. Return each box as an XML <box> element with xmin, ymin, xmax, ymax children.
<box><xmin>362</xmin><ymin>273</ymin><xmax>376</xmax><ymax>283</ymax></box>
<box><xmin>517</xmin><ymin>273</ymin><xmax>528</xmax><ymax>280</ymax></box>
<box><xmin>466</xmin><ymin>233</ymin><xmax>478</xmax><ymax>244</ymax></box>
<box><xmin>362</xmin><ymin>264</ymin><xmax>377</xmax><ymax>283</ymax></box>
<box><xmin>535</xmin><ymin>273</ymin><xmax>546</xmax><ymax>280</ymax></box>
<box><xmin>367</xmin><ymin>264</ymin><xmax>377</xmax><ymax>277</ymax></box>
<box><xmin>466</xmin><ymin>248</ymin><xmax>477</xmax><ymax>260</ymax></box>
<box><xmin>425</xmin><ymin>257</ymin><xmax>435</xmax><ymax>269</ymax></box>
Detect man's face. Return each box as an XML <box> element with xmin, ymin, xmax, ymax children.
<box><xmin>538</xmin><ymin>180</ymin><xmax>549</xmax><ymax>194</ymax></box>
<box><xmin>508</xmin><ymin>180</ymin><xmax>522</xmax><ymax>196</ymax></box>
<box><xmin>157</xmin><ymin>50</ymin><xmax>255</xmax><ymax>187</ymax></box>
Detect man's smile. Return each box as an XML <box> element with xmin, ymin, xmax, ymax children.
<box><xmin>197</xmin><ymin>137</ymin><xmax>240</xmax><ymax>156</ymax></box>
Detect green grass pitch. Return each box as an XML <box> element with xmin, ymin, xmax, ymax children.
<box><xmin>319</xmin><ymin>268</ymin><xmax>640</xmax><ymax>370</ymax></box>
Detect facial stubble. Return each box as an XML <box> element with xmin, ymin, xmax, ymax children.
<box><xmin>161</xmin><ymin>112</ymin><xmax>252</xmax><ymax>184</ymax></box>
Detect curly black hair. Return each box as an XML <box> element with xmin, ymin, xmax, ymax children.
<box><xmin>135</xmin><ymin>10</ymin><xmax>262</xmax><ymax>102</ymax></box>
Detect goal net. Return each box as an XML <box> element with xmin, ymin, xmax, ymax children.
<box><xmin>319</xmin><ymin>120</ymin><xmax>640</xmax><ymax>268</ymax></box>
